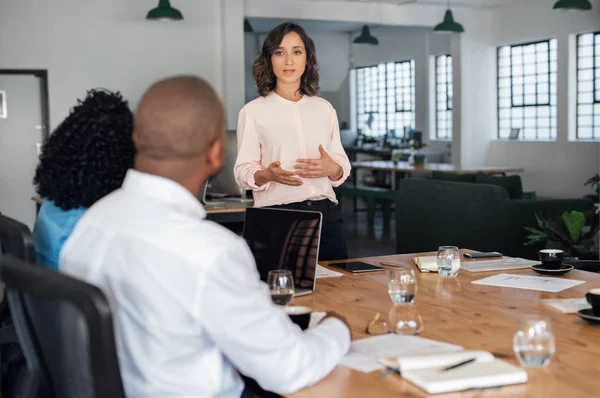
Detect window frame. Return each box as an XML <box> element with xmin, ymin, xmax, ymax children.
<box><xmin>434</xmin><ymin>54</ymin><xmax>453</xmax><ymax>140</ymax></box>
<box><xmin>496</xmin><ymin>38</ymin><xmax>557</xmax><ymax>141</ymax></box>
<box><xmin>575</xmin><ymin>30</ymin><xmax>600</xmax><ymax>140</ymax></box>
<box><xmin>353</xmin><ymin>59</ymin><xmax>415</xmax><ymax>137</ymax></box>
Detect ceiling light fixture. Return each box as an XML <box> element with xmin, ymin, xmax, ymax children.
<box><xmin>146</xmin><ymin>0</ymin><xmax>183</xmax><ymax>21</ymax></box>
<box><xmin>353</xmin><ymin>25</ymin><xmax>379</xmax><ymax>45</ymax></box>
<box><xmin>433</xmin><ymin>0</ymin><xmax>464</xmax><ymax>34</ymax></box>
<box><xmin>552</xmin><ymin>0</ymin><xmax>592</xmax><ymax>11</ymax></box>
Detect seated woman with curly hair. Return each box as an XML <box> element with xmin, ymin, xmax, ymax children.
<box><xmin>32</xmin><ymin>89</ymin><xmax>135</xmax><ymax>269</ymax></box>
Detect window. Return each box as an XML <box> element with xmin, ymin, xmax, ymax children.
<box><xmin>576</xmin><ymin>31</ymin><xmax>600</xmax><ymax>140</ymax></box>
<box><xmin>354</xmin><ymin>60</ymin><xmax>415</xmax><ymax>137</ymax></box>
<box><xmin>497</xmin><ymin>39</ymin><xmax>557</xmax><ymax>140</ymax></box>
<box><xmin>435</xmin><ymin>54</ymin><xmax>452</xmax><ymax>140</ymax></box>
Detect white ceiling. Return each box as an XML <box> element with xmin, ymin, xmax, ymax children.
<box><xmin>305</xmin><ymin>0</ymin><xmax>517</xmax><ymax>9</ymax></box>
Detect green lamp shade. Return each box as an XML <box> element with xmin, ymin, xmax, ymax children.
<box><xmin>553</xmin><ymin>0</ymin><xmax>592</xmax><ymax>10</ymax></box>
<box><xmin>433</xmin><ymin>10</ymin><xmax>464</xmax><ymax>33</ymax></box>
<box><xmin>353</xmin><ymin>26</ymin><xmax>379</xmax><ymax>45</ymax></box>
<box><xmin>244</xmin><ymin>19</ymin><xmax>254</xmax><ymax>33</ymax></box>
<box><xmin>147</xmin><ymin>0</ymin><xmax>183</xmax><ymax>21</ymax></box>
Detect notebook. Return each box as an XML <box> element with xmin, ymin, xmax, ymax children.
<box><xmin>379</xmin><ymin>350</ymin><xmax>527</xmax><ymax>394</ymax></box>
<box><xmin>411</xmin><ymin>256</ymin><xmax>438</xmax><ymax>272</ymax></box>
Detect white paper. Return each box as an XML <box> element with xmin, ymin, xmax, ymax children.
<box><xmin>462</xmin><ymin>257</ymin><xmax>539</xmax><ymax>273</ymax></box>
<box><xmin>541</xmin><ymin>298</ymin><xmax>591</xmax><ymax>313</ymax></box>
<box><xmin>340</xmin><ymin>334</ymin><xmax>462</xmax><ymax>373</ymax></box>
<box><xmin>472</xmin><ymin>273</ymin><xmax>585</xmax><ymax>292</ymax></box>
<box><xmin>316</xmin><ymin>264</ymin><xmax>343</xmax><ymax>278</ymax></box>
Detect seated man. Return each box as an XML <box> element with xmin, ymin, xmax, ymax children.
<box><xmin>60</xmin><ymin>76</ymin><xmax>351</xmax><ymax>397</ymax></box>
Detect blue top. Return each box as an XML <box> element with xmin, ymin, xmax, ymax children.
<box><xmin>32</xmin><ymin>200</ymin><xmax>86</xmax><ymax>270</ymax></box>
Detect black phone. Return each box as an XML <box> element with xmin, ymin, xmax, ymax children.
<box><xmin>464</xmin><ymin>252</ymin><xmax>503</xmax><ymax>259</ymax></box>
<box><xmin>330</xmin><ymin>262</ymin><xmax>385</xmax><ymax>273</ymax></box>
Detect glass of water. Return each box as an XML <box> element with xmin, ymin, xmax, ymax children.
<box><xmin>388</xmin><ymin>305</ymin><xmax>424</xmax><ymax>335</ymax></box>
<box><xmin>388</xmin><ymin>267</ymin><xmax>417</xmax><ymax>304</ymax></box>
<box><xmin>513</xmin><ymin>316</ymin><xmax>555</xmax><ymax>368</ymax></box>
<box><xmin>437</xmin><ymin>246</ymin><xmax>461</xmax><ymax>277</ymax></box>
<box><xmin>268</xmin><ymin>270</ymin><xmax>294</xmax><ymax>306</ymax></box>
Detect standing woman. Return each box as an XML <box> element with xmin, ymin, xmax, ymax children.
<box><xmin>234</xmin><ymin>22</ymin><xmax>351</xmax><ymax>261</ymax></box>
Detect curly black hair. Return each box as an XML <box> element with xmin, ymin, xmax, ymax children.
<box><xmin>34</xmin><ymin>89</ymin><xmax>135</xmax><ymax>210</ymax></box>
<box><xmin>253</xmin><ymin>21</ymin><xmax>319</xmax><ymax>97</ymax></box>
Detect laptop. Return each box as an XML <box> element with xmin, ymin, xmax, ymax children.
<box><xmin>242</xmin><ymin>207</ymin><xmax>322</xmax><ymax>296</ymax></box>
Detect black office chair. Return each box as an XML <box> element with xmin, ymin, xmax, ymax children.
<box><xmin>0</xmin><ymin>214</ymin><xmax>37</xmax><ymax>397</ymax></box>
<box><xmin>0</xmin><ymin>255</ymin><xmax>125</xmax><ymax>398</ymax></box>
<box><xmin>0</xmin><ymin>214</ymin><xmax>36</xmax><ymax>263</ymax></box>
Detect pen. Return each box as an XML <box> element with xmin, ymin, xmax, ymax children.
<box><xmin>441</xmin><ymin>357</ymin><xmax>477</xmax><ymax>372</ymax></box>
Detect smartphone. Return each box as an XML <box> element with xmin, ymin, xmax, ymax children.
<box><xmin>464</xmin><ymin>252</ymin><xmax>503</xmax><ymax>259</ymax></box>
<box><xmin>330</xmin><ymin>262</ymin><xmax>385</xmax><ymax>273</ymax></box>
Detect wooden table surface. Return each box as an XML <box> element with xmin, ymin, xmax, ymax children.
<box><xmin>351</xmin><ymin>160</ymin><xmax>524</xmax><ymax>175</ymax></box>
<box><xmin>289</xmin><ymin>251</ymin><xmax>600</xmax><ymax>397</ymax></box>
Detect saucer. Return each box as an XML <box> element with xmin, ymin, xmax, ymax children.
<box><xmin>531</xmin><ymin>264</ymin><xmax>574</xmax><ymax>276</ymax></box>
<box><xmin>577</xmin><ymin>308</ymin><xmax>600</xmax><ymax>324</ymax></box>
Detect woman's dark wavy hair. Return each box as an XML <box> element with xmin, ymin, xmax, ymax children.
<box><xmin>34</xmin><ymin>89</ymin><xmax>135</xmax><ymax>210</ymax></box>
<box><xmin>253</xmin><ymin>21</ymin><xmax>319</xmax><ymax>97</ymax></box>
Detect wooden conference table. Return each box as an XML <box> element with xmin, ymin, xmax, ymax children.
<box><xmin>289</xmin><ymin>250</ymin><xmax>600</xmax><ymax>397</ymax></box>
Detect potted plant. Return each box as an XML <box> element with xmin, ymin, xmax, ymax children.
<box><xmin>524</xmin><ymin>210</ymin><xmax>599</xmax><ymax>261</ymax></box>
<box><xmin>409</xmin><ymin>140</ymin><xmax>428</xmax><ymax>166</ymax></box>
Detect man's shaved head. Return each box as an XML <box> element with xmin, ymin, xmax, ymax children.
<box><xmin>134</xmin><ymin>76</ymin><xmax>224</xmax><ymax>159</ymax></box>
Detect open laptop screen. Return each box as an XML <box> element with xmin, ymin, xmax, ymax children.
<box><xmin>242</xmin><ymin>207</ymin><xmax>321</xmax><ymax>292</ymax></box>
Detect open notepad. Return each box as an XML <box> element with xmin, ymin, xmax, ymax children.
<box><xmin>379</xmin><ymin>350</ymin><xmax>527</xmax><ymax>394</ymax></box>
<box><xmin>408</xmin><ymin>256</ymin><xmax>538</xmax><ymax>273</ymax></box>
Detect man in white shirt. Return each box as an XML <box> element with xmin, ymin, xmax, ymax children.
<box><xmin>60</xmin><ymin>76</ymin><xmax>351</xmax><ymax>397</ymax></box>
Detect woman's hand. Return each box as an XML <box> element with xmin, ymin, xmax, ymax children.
<box><xmin>254</xmin><ymin>161</ymin><xmax>303</xmax><ymax>187</ymax></box>
<box><xmin>295</xmin><ymin>145</ymin><xmax>343</xmax><ymax>181</ymax></box>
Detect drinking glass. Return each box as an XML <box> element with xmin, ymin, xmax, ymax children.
<box><xmin>513</xmin><ymin>316</ymin><xmax>555</xmax><ymax>368</ymax></box>
<box><xmin>388</xmin><ymin>267</ymin><xmax>417</xmax><ymax>304</ymax></box>
<box><xmin>388</xmin><ymin>305</ymin><xmax>424</xmax><ymax>335</ymax></box>
<box><xmin>268</xmin><ymin>270</ymin><xmax>295</xmax><ymax>306</ymax></box>
<box><xmin>437</xmin><ymin>246</ymin><xmax>461</xmax><ymax>277</ymax></box>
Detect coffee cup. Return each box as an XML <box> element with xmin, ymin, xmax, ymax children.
<box><xmin>538</xmin><ymin>249</ymin><xmax>564</xmax><ymax>270</ymax></box>
<box><xmin>586</xmin><ymin>289</ymin><xmax>600</xmax><ymax>316</ymax></box>
<box><xmin>285</xmin><ymin>305</ymin><xmax>312</xmax><ymax>330</ymax></box>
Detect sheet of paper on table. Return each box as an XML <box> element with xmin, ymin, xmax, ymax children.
<box><xmin>340</xmin><ymin>334</ymin><xmax>462</xmax><ymax>373</ymax></box>
<box><xmin>316</xmin><ymin>264</ymin><xmax>343</xmax><ymax>278</ymax></box>
<box><xmin>472</xmin><ymin>273</ymin><xmax>585</xmax><ymax>292</ymax></box>
<box><xmin>541</xmin><ymin>298</ymin><xmax>591</xmax><ymax>313</ymax></box>
<box><xmin>461</xmin><ymin>257</ymin><xmax>539</xmax><ymax>272</ymax></box>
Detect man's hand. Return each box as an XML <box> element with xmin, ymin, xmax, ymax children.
<box><xmin>319</xmin><ymin>311</ymin><xmax>352</xmax><ymax>339</ymax></box>
<box><xmin>294</xmin><ymin>145</ymin><xmax>343</xmax><ymax>181</ymax></box>
<box><xmin>254</xmin><ymin>161</ymin><xmax>303</xmax><ymax>187</ymax></box>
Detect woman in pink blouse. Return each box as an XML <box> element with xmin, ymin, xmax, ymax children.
<box><xmin>234</xmin><ymin>21</ymin><xmax>351</xmax><ymax>261</ymax></box>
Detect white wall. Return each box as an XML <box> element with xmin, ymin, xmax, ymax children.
<box><xmin>482</xmin><ymin>0</ymin><xmax>600</xmax><ymax>198</ymax></box>
<box><xmin>0</xmin><ymin>0</ymin><xmax>245</xmax><ymax>130</ymax></box>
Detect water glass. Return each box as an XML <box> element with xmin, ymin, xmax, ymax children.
<box><xmin>388</xmin><ymin>267</ymin><xmax>417</xmax><ymax>304</ymax></box>
<box><xmin>437</xmin><ymin>246</ymin><xmax>461</xmax><ymax>277</ymax></box>
<box><xmin>388</xmin><ymin>305</ymin><xmax>424</xmax><ymax>335</ymax></box>
<box><xmin>268</xmin><ymin>270</ymin><xmax>295</xmax><ymax>306</ymax></box>
<box><xmin>513</xmin><ymin>317</ymin><xmax>555</xmax><ymax>368</ymax></box>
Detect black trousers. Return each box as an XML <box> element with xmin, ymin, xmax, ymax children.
<box><xmin>269</xmin><ymin>199</ymin><xmax>349</xmax><ymax>262</ymax></box>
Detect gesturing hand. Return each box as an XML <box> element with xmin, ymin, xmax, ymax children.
<box><xmin>295</xmin><ymin>145</ymin><xmax>343</xmax><ymax>181</ymax></box>
<box><xmin>254</xmin><ymin>161</ymin><xmax>303</xmax><ymax>187</ymax></box>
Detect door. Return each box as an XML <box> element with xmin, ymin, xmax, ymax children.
<box><xmin>0</xmin><ymin>74</ymin><xmax>45</xmax><ymax>230</ymax></box>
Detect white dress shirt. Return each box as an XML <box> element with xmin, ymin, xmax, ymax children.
<box><xmin>60</xmin><ymin>169</ymin><xmax>350</xmax><ymax>397</ymax></box>
<box><xmin>234</xmin><ymin>92</ymin><xmax>351</xmax><ymax>208</ymax></box>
